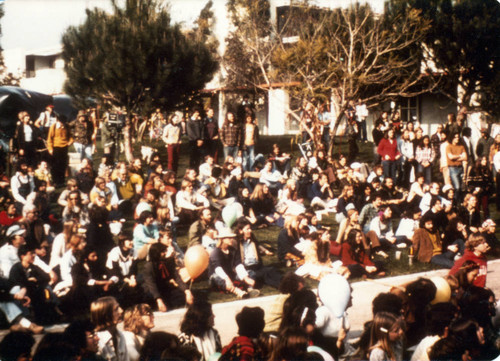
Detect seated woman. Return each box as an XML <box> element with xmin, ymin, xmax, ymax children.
<box><xmin>295</xmin><ymin>230</ymin><xmax>348</xmax><ymax>280</ymax></box>
<box><xmin>369</xmin><ymin>206</ymin><xmax>408</xmax><ymax>257</ymax></box>
<box><xmin>236</xmin><ymin>187</ymin><xmax>258</xmax><ymax>226</ymax></box>
<box><xmin>341</xmin><ymin>229</ymin><xmax>384</xmax><ymax>279</ymax></box>
<box><xmin>208</xmin><ymin>229</ymin><xmax>257</xmax><ymax>299</ymax></box>
<box><xmin>249</xmin><ymin>183</ymin><xmax>282</xmax><ymax>227</ymax></box>
<box><xmin>141</xmin><ymin>242</ymin><xmax>193</xmax><ymax>312</ymax></box>
<box><xmin>133</xmin><ymin>210</ymin><xmax>159</xmax><ymax>260</ymax></box>
<box><xmin>277</xmin><ymin>179</ymin><xmax>305</xmax><ymax>216</ymax></box>
<box><xmin>333</xmin><ymin>208</ymin><xmax>373</xmax><ymax>256</ymax></box>
<box><xmin>277</xmin><ymin>214</ymin><xmax>306</xmax><ymax>267</ymax></box>
<box><xmin>309</xmin><ymin>173</ymin><xmax>336</xmax><ymax>215</ymax></box>
<box><xmin>175</xmin><ymin>179</ymin><xmax>210</xmax><ymax>225</ymax></box>
<box><xmin>335</xmin><ymin>185</ymin><xmax>355</xmax><ymax>224</ymax></box>
<box><xmin>443</xmin><ymin>216</ymin><xmax>468</xmax><ymax>255</ymax></box>
<box><xmin>406</xmin><ymin>173</ymin><xmax>428</xmax><ymax>210</ymax></box>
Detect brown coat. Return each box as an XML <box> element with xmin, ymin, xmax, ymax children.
<box><xmin>411</xmin><ymin>228</ymin><xmax>442</xmax><ymax>263</ymax></box>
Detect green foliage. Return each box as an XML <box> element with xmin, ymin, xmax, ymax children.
<box><xmin>224</xmin><ymin>0</ymin><xmax>273</xmax><ymax>90</ymax></box>
<box><xmin>390</xmin><ymin>0</ymin><xmax>500</xmax><ymax>117</ymax></box>
<box><xmin>62</xmin><ymin>0</ymin><xmax>218</xmax><ymax>113</ymax></box>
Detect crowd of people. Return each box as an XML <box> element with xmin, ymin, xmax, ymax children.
<box><xmin>0</xmin><ymin>102</ymin><xmax>499</xmax><ymax>360</ymax></box>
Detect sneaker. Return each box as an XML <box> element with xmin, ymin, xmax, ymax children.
<box><xmin>396</xmin><ymin>243</ymin><xmax>407</xmax><ymax>249</ymax></box>
<box><xmin>247</xmin><ymin>288</ymin><xmax>260</xmax><ymax>298</ymax></box>
<box><xmin>10</xmin><ymin>322</ymin><xmax>44</xmax><ymax>334</ymax></box>
<box><xmin>375</xmin><ymin>250</ymin><xmax>389</xmax><ymax>259</ymax></box>
<box><xmin>234</xmin><ymin>288</ymin><xmax>248</xmax><ymax>299</ymax></box>
<box><xmin>454</xmin><ymin>253</ymin><xmax>462</xmax><ymax>261</ymax></box>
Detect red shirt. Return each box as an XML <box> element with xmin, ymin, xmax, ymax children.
<box><xmin>340</xmin><ymin>242</ymin><xmax>374</xmax><ymax>267</ymax></box>
<box><xmin>449</xmin><ymin>250</ymin><xmax>487</xmax><ymax>287</ymax></box>
<box><xmin>0</xmin><ymin>211</ymin><xmax>22</xmax><ymax>227</ymax></box>
<box><xmin>377</xmin><ymin>138</ymin><xmax>400</xmax><ymax>161</ymax></box>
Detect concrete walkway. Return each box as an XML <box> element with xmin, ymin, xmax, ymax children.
<box><xmin>4</xmin><ymin>260</ymin><xmax>500</xmax><ymax>346</ymax></box>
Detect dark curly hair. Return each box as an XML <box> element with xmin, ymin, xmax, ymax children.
<box><xmin>180</xmin><ymin>299</ymin><xmax>214</xmax><ymax>337</ymax></box>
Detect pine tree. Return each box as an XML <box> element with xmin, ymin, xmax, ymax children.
<box><xmin>61</xmin><ymin>0</ymin><xmax>219</xmax><ymax>113</ymax></box>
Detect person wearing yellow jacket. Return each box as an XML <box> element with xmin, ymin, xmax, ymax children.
<box><xmin>47</xmin><ymin>114</ymin><xmax>74</xmax><ymax>186</ymax></box>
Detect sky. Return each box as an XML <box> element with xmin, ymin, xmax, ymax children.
<box><xmin>0</xmin><ymin>0</ymin><xmax>206</xmax><ymax>51</ymax></box>
<box><xmin>0</xmin><ymin>0</ymin><xmax>387</xmax><ymax>52</ymax></box>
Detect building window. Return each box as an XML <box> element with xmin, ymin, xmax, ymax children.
<box><xmin>399</xmin><ymin>96</ymin><xmax>419</xmax><ymax>123</ymax></box>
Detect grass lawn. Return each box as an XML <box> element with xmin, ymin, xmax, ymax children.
<box><xmin>83</xmin><ymin>133</ymin><xmax>500</xmax><ymax>304</ymax></box>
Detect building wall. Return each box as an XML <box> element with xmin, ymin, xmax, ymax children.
<box><xmin>419</xmin><ymin>93</ymin><xmax>457</xmax><ymax>135</ymax></box>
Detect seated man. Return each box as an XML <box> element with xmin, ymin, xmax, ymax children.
<box><xmin>412</xmin><ymin>214</ymin><xmax>459</xmax><ymax>269</ymax></box>
<box><xmin>113</xmin><ymin>164</ymin><xmax>143</xmax><ymax>217</ymax></box>
<box><xmin>175</xmin><ymin>180</ymin><xmax>209</xmax><ymax>225</ymax></box>
<box><xmin>234</xmin><ymin>219</ymin><xmax>280</xmax><ymax>289</ymax></box>
<box><xmin>187</xmin><ymin>207</ymin><xmax>213</xmax><ymax>248</ymax></box>
<box><xmin>0</xmin><ymin>275</ymin><xmax>44</xmax><ymax>333</ymax></box>
<box><xmin>208</xmin><ymin>229</ymin><xmax>258</xmax><ymax>299</ymax></box>
<box><xmin>9</xmin><ymin>245</ymin><xmax>58</xmax><ymax>324</ymax></box>
<box><xmin>0</xmin><ymin>225</ymin><xmax>26</xmax><ymax>278</ymax></box>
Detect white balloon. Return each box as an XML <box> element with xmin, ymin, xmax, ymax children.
<box><xmin>233</xmin><ymin>202</ymin><xmax>244</xmax><ymax>218</ymax></box>
<box><xmin>318</xmin><ymin>274</ymin><xmax>351</xmax><ymax>318</ymax></box>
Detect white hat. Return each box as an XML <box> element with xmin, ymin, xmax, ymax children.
<box><xmin>215</xmin><ymin>228</ymin><xmax>237</xmax><ymax>238</ymax></box>
<box><xmin>6</xmin><ymin>225</ymin><xmax>26</xmax><ymax>237</ymax></box>
<box><xmin>442</xmin><ymin>185</ymin><xmax>453</xmax><ymax>194</ymax></box>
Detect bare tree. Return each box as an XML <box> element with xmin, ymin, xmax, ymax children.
<box><xmin>225</xmin><ymin>1</ymin><xmax>437</xmax><ymax>150</ymax></box>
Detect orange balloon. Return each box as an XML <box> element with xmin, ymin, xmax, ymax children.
<box><xmin>184</xmin><ymin>245</ymin><xmax>209</xmax><ymax>279</ymax></box>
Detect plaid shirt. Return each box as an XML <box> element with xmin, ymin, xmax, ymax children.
<box><xmin>415</xmin><ymin>146</ymin><xmax>435</xmax><ymax>164</ymax></box>
<box><xmin>221</xmin><ymin>122</ymin><xmax>242</xmax><ymax>147</ymax></box>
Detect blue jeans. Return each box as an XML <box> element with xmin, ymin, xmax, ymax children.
<box><xmin>224</xmin><ymin>145</ymin><xmax>238</xmax><ymax>161</ymax></box>
<box><xmin>382</xmin><ymin>160</ymin><xmax>397</xmax><ymax>180</ymax></box>
<box><xmin>243</xmin><ymin>145</ymin><xmax>255</xmax><ymax>171</ymax></box>
<box><xmin>449</xmin><ymin>166</ymin><xmax>463</xmax><ymax>200</ymax></box>
<box><xmin>417</xmin><ymin>164</ymin><xmax>432</xmax><ymax>184</ymax></box>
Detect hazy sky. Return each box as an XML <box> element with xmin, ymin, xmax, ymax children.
<box><xmin>0</xmin><ymin>0</ymin><xmax>205</xmax><ymax>51</ymax></box>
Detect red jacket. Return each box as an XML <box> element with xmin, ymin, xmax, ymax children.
<box><xmin>449</xmin><ymin>250</ymin><xmax>487</xmax><ymax>287</ymax></box>
<box><xmin>340</xmin><ymin>242</ymin><xmax>374</xmax><ymax>267</ymax></box>
<box><xmin>377</xmin><ymin>138</ymin><xmax>400</xmax><ymax>161</ymax></box>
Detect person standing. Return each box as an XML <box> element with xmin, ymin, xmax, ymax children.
<box><xmin>220</xmin><ymin>112</ymin><xmax>242</xmax><ymax>161</ymax></box>
<box><xmin>203</xmin><ymin>107</ymin><xmax>219</xmax><ymax>162</ymax></box>
<box><xmin>446</xmin><ymin>132</ymin><xmax>467</xmax><ymax>201</ymax></box>
<box><xmin>14</xmin><ymin>111</ymin><xmax>40</xmax><ymax>167</ymax></box>
<box><xmin>186</xmin><ymin>108</ymin><xmax>205</xmax><ymax>170</ymax></box>
<box><xmin>72</xmin><ymin>112</ymin><xmax>95</xmax><ymax>161</ymax></box>
<box><xmin>162</xmin><ymin>112</ymin><xmax>183</xmax><ymax>174</ymax></box>
<box><xmin>377</xmin><ymin>129</ymin><xmax>401</xmax><ymax>181</ymax></box>
<box><xmin>242</xmin><ymin>114</ymin><xmax>259</xmax><ymax>171</ymax></box>
<box><xmin>47</xmin><ymin>114</ymin><xmax>73</xmax><ymax>186</ymax></box>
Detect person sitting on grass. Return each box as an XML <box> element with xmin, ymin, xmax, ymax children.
<box><xmin>295</xmin><ymin>230</ymin><xmax>349</xmax><ymax>280</ymax></box>
<box><xmin>208</xmin><ymin>228</ymin><xmax>259</xmax><ymax>299</ymax></box>
<box><xmin>234</xmin><ymin>219</ymin><xmax>280</xmax><ymax>289</ymax></box>
<box><xmin>411</xmin><ymin>214</ymin><xmax>459</xmax><ymax>269</ymax></box>
<box><xmin>341</xmin><ymin>229</ymin><xmax>385</xmax><ymax>279</ymax></box>
<box><xmin>277</xmin><ymin>215</ymin><xmax>306</xmax><ymax>267</ymax></box>
<box><xmin>141</xmin><ymin>242</ymin><xmax>193</xmax><ymax>312</ymax></box>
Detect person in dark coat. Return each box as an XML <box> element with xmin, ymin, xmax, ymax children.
<box><xmin>140</xmin><ymin>242</ymin><xmax>193</xmax><ymax>312</ymax></box>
